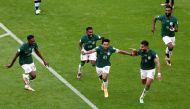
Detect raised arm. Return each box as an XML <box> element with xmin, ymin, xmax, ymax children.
<box><xmin>34</xmin><ymin>49</ymin><xmax>49</xmax><ymax>66</ymax></box>
<box><xmin>5</xmin><ymin>52</ymin><xmax>20</xmax><ymax>68</ymax></box>
<box><xmin>154</xmin><ymin>57</ymin><xmax>161</xmax><ymax>81</ymax></box>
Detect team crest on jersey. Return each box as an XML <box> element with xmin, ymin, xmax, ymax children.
<box><xmin>148</xmin><ymin>56</ymin><xmax>151</xmax><ymax>60</ymax></box>
<box><xmin>92</xmin><ymin>41</ymin><xmax>95</xmax><ymax>44</ymax></box>
<box><xmin>107</xmin><ymin>52</ymin><xmax>110</xmax><ymax>55</ymax></box>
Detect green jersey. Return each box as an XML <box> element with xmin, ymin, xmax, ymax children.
<box><xmin>18</xmin><ymin>43</ymin><xmax>38</xmax><ymax>65</ymax></box>
<box><xmin>156</xmin><ymin>15</ymin><xmax>178</xmax><ymax>37</ymax></box>
<box><xmin>137</xmin><ymin>49</ymin><xmax>157</xmax><ymax>70</ymax></box>
<box><xmin>95</xmin><ymin>45</ymin><xmax>118</xmax><ymax>68</ymax></box>
<box><xmin>80</xmin><ymin>34</ymin><xmax>101</xmax><ymax>51</ymax></box>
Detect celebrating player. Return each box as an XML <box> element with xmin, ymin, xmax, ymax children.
<box><xmin>77</xmin><ymin>27</ymin><xmax>104</xmax><ymax>79</ymax></box>
<box><xmin>152</xmin><ymin>6</ymin><xmax>178</xmax><ymax>66</ymax></box>
<box><xmin>5</xmin><ymin>35</ymin><xmax>49</xmax><ymax>91</ymax></box>
<box><xmin>82</xmin><ymin>39</ymin><xmax>131</xmax><ymax>98</ymax></box>
<box><xmin>130</xmin><ymin>40</ymin><xmax>161</xmax><ymax>103</ymax></box>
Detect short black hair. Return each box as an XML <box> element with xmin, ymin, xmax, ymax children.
<box><xmin>165</xmin><ymin>5</ymin><xmax>173</xmax><ymax>10</ymax></box>
<box><xmin>86</xmin><ymin>27</ymin><xmax>93</xmax><ymax>31</ymax></box>
<box><xmin>102</xmin><ymin>39</ymin><xmax>110</xmax><ymax>44</ymax></box>
<box><xmin>141</xmin><ymin>40</ymin><xmax>149</xmax><ymax>46</ymax></box>
<box><xmin>27</xmin><ymin>35</ymin><xmax>34</xmax><ymax>40</ymax></box>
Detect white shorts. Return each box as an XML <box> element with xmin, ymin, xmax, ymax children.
<box><xmin>140</xmin><ymin>69</ymin><xmax>155</xmax><ymax>80</ymax></box>
<box><xmin>96</xmin><ymin>66</ymin><xmax>111</xmax><ymax>76</ymax></box>
<box><xmin>162</xmin><ymin>36</ymin><xmax>175</xmax><ymax>45</ymax></box>
<box><xmin>21</xmin><ymin>63</ymin><xmax>36</xmax><ymax>74</ymax></box>
<box><xmin>81</xmin><ymin>48</ymin><xmax>96</xmax><ymax>61</ymax></box>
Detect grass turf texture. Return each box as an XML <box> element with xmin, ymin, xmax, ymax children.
<box><xmin>0</xmin><ymin>0</ymin><xmax>190</xmax><ymax>109</ymax></box>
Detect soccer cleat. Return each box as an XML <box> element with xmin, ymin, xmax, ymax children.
<box><xmin>139</xmin><ymin>97</ymin><xmax>144</xmax><ymax>104</ymax></box>
<box><xmin>160</xmin><ymin>3</ymin><xmax>166</xmax><ymax>6</ymax></box>
<box><xmin>35</xmin><ymin>9</ymin><xmax>41</xmax><ymax>15</ymax></box>
<box><xmin>165</xmin><ymin>57</ymin><xmax>171</xmax><ymax>66</ymax></box>
<box><xmin>77</xmin><ymin>73</ymin><xmax>81</xmax><ymax>80</ymax></box>
<box><xmin>101</xmin><ymin>83</ymin><xmax>104</xmax><ymax>91</ymax></box>
<box><xmin>104</xmin><ymin>88</ymin><xmax>109</xmax><ymax>98</ymax></box>
<box><xmin>24</xmin><ymin>85</ymin><xmax>35</xmax><ymax>91</ymax></box>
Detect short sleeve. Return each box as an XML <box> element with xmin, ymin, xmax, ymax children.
<box><xmin>155</xmin><ymin>15</ymin><xmax>163</xmax><ymax>21</ymax></box>
<box><xmin>112</xmin><ymin>47</ymin><xmax>119</xmax><ymax>53</ymax></box>
<box><xmin>152</xmin><ymin>51</ymin><xmax>157</xmax><ymax>59</ymax></box>
<box><xmin>94</xmin><ymin>34</ymin><xmax>101</xmax><ymax>40</ymax></box>
<box><xmin>18</xmin><ymin>45</ymin><xmax>24</xmax><ymax>53</ymax></box>
<box><xmin>95</xmin><ymin>46</ymin><xmax>101</xmax><ymax>52</ymax></box>
<box><xmin>34</xmin><ymin>43</ymin><xmax>38</xmax><ymax>50</ymax></box>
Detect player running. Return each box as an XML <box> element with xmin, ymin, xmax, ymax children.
<box><xmin>152</xmin><ymin>5</ymin><xmax>178</xmax><ymax>66</ymax></box>
<box><xmin>5</xmin><ymin>35</ymin><xmax>49</xmax><ymax>91</ymax></box>
<box><xmin>130</xmin><ymin>40</ymin><xmax>162</xmax><ymax>103</ymax></box>
<box><xmin>82</xmin><ymin>39</ymin><xmax>131</xmax><ymax>98</ymax></box>
<box><xmin>77</xmin><ymin>27</ymin><xmax>104</xmax><ymax>79</ymax></box>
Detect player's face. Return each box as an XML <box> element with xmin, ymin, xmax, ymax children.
<box><xmin>140</xmin><ymin>44</ymin><xmax>148</xmax><ymax>52</ymax></box>
<box><xmin>165</xmin><ymin>8</ymin><xmax>172</xmax><ymax>17</ymax></box>
<box><xmin>86</xmin><ymin>29</ymin><xmax>93</xmax><ymax>37</ymax></box>
<box><xmin>103</xmin><ymin>42</ymin><xmax>109</xmax><ymax>49</ymax></box>
<box><xmin>28</xmin><ymin>38</ymin><xmax>35</xmax><ymax>45</ymax></box>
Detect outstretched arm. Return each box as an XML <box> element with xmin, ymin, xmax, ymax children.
<box><xmin>5</xmin><ymin>52</ymin><xmax>20</xmax><ymax>68</ymax></box>
<box><xmin>129</xmin><ymin>48</ymin><xmax>139</xmax><ymax>56</ymax></box>
<box><xmin>35</xmin><ymin>49</ymin><xmax>49</xmax><ymax>66</ymax></box>
<box><xmin>82</xmin><ymin>49</ymin><xmax>96</xmax><ymax>55</ymax></box>
<box><xmin>117</xmin><ymin>50</ymin><xmax>132</xmax><ymax>55</ymax></box>
<box><xmin>154</xmin><ymin>57</ymin><xmax>161</xmax><ymax>81</ymax></box>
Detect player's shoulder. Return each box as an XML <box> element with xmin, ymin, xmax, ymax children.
<box><xmin>149</xmin><ymin>49</ymin><xmax>157</xmax><ymax>54</ymax></box>
<box><xmin>171</xmin><ymin>16</ymin><xmax>178</xmax><ymax>20</ymax></box>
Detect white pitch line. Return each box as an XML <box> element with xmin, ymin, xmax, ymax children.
<box><xmin>0</xmin><ymin>33</ymin><xmax>9</xmax><ymax>39</ymax></box>
<box><xmin>0</xmin><ymin>23</ymin><xmax>98</xmax><ymax>109</ymax></box>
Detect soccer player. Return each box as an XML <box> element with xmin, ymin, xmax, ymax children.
<box><xmin>82</xmin><ymin>39</ymin><xmax>131</xmax><ymax>98</ymax></box>
<box><xmin>5</xmin><ymin>35</ymin><xmax>48</xmax><ymax>91</ymax></box>
<box><xmin>77</xmin><ymin>27</ymin><xmax>104</xmax><ymax>79</ymax></box>
<box><xmin>34</xmin><ymin>0</ymin><xmax>41</xmax><ymax>15</ymax></box>
<box><xmin>160</xmin><ymin>0</ymin><xmax>174</xmax><ymax>8</ymax></box>
<box><xmin>152</xmin><ymin>6</ymin><xmax>178</xmax><ymax>66</ymax></box>
<box><xmin>130</xmin><ymin>40</ymin><xmax>162</xmax><ymax>103</ymax></box>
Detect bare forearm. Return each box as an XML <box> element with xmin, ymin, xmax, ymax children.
<box><xmin>118</xmin><ymin>50</ymin><xmax>131</xmax><ymax>55</ymax></box>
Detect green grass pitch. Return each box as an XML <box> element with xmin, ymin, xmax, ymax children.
<box><xmin>0</xmin><ymin>0</ymin><xmax>190</xmax><ymax>109</ymax></box>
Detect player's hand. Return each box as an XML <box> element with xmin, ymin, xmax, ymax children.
<box><xmin>129</xmin><ymin>48</ymin><xmax>137</xmax><ymax>56</ymax></box>
<box><xmin>169</xmin><ymin>27</ymin><xmax>175</xmax><ymax>31</ymax></box>
<box><xmin>43</xmin><ymin>61</ymin><xmax>49</xmax><ymax>67</ymax></box>
<box><xmin>5</xmin><ymin>64</ymin><xmax>12</xmax><ymax>68</ymax></box>
<box><xmin>81</xmin><ymin>51</ymin><xmax>85</xmax><ymax>55</ymax></box>
<box><xmin>151</xmin><ymin>27</ymin><xmax>156</xmax><ymax>33</ymax></box>
<box><xmin>157</xmin><ymin>73</ymin><xmax>162</xmax><ymax>81</ymax></box>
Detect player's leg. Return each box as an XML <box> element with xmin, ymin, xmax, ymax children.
<box><xmin>161</xmin><ymin>0</ymin><xmax>169</xmax><ymax>6</ymax></box>
<box><xmin>21</xmin><ymin>64</ymin><xmax>35</xmax><ymax>91</ymax></box>
<box><xmin>163</xmin><ymin>36</ymin><xmax>173</xmax><ymax>66</ymax></box>
<box><xmin>171</xmin><ymin>0</ymin><xmax>174</xmax><ymax>8</ymax></box>
<box><xmin>96</xmin><ymin>67</ymin><xmax>104</xmax><ymax>90</ymax></box>
<box><xmin>89</xmin><ymin>52</ymin><xmax>97</xmax><ymax>67</ymax></box>
<box><xmin>34</xmin><ymin>0</ymin><xmax>41</xmax><ymax>15</ymax></box>
<box><xmin>102</xmin><ymin>66</ymin><xmax>110</xmax><ymax>98</ymax></box>
<box><xmin>77</xmin><ymin>52</ymin><xmax>88</xmax><ymax>79</ymax></box>
<box><xmin>139</xmin><ymin>69</ymin><xmax>155</xmax><ymax>103</ymax></box>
